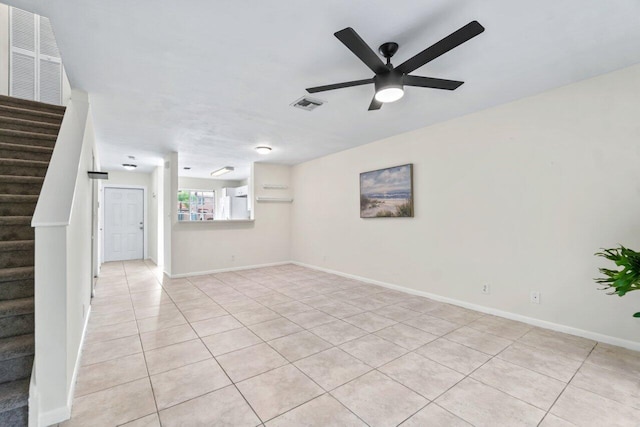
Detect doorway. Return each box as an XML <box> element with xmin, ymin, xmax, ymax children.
<box><xmin>103</xmin><ymin>187</ymin><xmax>145</xmax><ymax>262</ymax></box>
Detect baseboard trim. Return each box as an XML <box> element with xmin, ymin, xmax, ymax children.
<box><xmin>292</xmin><ymin>261</ymin><xmax>640</xmax><ymax>352</ymax></box>
<box><xmin>169</xmin><ymin>261</ymin><xmax>292</xmax><ymax>278</ymax></box>
<box><xmin>38</xmin><ymin>304</ymin><xmax>92</xmax><ymax>426</ymax></box>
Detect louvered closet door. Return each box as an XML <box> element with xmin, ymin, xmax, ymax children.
<box><xmin>38</xmin><ymin>16</ymin><xmax>62</xmax><ymax>105</ymax></box>
<box><xmin>10</xmin><ymin>8</ymin><xmax>36</xmax><ymax>100</ymax></box>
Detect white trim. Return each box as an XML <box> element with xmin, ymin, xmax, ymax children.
<box><xmin>292</xmin><ymin>261</ymin><xmax>640</xmax><ymax>352</ymax></box>
<box><xmin>101</xmin><ymin>185</ymin><xmax>148</xmax><ymax>262</ymax></box>
<box><xmin>169</xmin><ymin>261</ymin><xmax>291</xmax><ymax>278</ymax></box>
<box><xmin>37</xmin><ymin>304</ymin><xmax>91</xmax><ymax>427</ymax></box>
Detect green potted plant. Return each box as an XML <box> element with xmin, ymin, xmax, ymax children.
<box><xmin>595</xmin><ymin>245</ymin><xmax>640</xmax><ymax>317</ymax></box>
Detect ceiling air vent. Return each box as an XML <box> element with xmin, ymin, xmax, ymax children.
<box><xmin>291</xmin><ymin>96</ymin><xmax>325</xmax><ymax>111</ymax></box>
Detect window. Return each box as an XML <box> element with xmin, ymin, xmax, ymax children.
<box><xmin>177</xmin><ymin>190</ymin><xmax>215</xmax><ymax>221</ymax></box>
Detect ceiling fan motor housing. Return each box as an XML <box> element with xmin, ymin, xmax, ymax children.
<box><xmin>374</xmin><ymin>70</ymin><xmax>404</xmax><ymax>93</ymax></box>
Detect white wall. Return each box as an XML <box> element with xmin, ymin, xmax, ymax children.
<box><xmin>291</xmin><ymin>64</ymin><xmax>640</xmax><ymax>346</ymax></box>
<box><xmin>100</xmin><ymin>170</ymin><xmax>153</xmax><ymax>262</ymax></box>
<box><xmin>170</xmin><ymin>163</ymin><xmax>291</xmax><ymax>276</ymax></box>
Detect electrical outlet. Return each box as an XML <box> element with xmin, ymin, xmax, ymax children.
<box><xmin>482</xmin><ymin>284</ymin><xmax>490</xmax><ymax>294</ymax></box>
<box><xmin>530</xmin><ymin>291</ymin><xmax>540</xmax><ymax>304</ymax></box>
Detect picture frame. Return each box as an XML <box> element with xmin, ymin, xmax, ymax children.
<box><xmin>360</xmin><ymin>164</ymin><xmax>414</xmax><ymax>218</ymax></box>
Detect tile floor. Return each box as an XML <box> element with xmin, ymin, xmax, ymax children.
<box><xmin>58</xmin><ymin>260</ymin><xmax>640</xmax><ymax>427</ymax></box>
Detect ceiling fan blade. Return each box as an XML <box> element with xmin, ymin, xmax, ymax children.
<box><xmin>396</xmin><ymin>21</ymin><xmax>485</xmax><ymax>74</ymax></box>
<box><xmin>368</xmin><ymin>96</ymin><xmax>382</xmax><ymax>111</ymax></box>
<box><xmin>334</xmin><ymin>27</ymin><xmax>388</xmax><ymax>74</ymax></box>
<box><xmin>306</xmin><ymin>78</ymin><xmax>373</xmax><ymax>93</ymax></box>
<box><xmin>404</xmin><ymin>75</ymin><xmax>464</xmax><ymax>90</ymax></box>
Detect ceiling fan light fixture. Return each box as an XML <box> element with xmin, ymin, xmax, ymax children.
<box><xmin>255</xmin><ymin>146</ymin><xmax>272</xmax><ymax>155</ymax></box>
<box><xmin>375</xmin><ymin>87</ymin><xmax>404</xmax><ymax>103</ymax></box>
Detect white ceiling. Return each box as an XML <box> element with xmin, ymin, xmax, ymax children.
<box><xmin>7</xmin><ymin>0</ymin><xmax>640</xmax><ymax>178</ymax></box>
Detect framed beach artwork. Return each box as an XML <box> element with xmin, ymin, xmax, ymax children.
<box><xmin>360</xmin><ymin>164</ymin><xmax>414</xmax><ymax>218</ymax></box>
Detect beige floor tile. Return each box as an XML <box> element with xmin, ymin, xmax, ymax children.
<box><xmin>299</xmin><ymin>294</ymin><xmax>336</xmax><ymax>308</ymax></box>
<box><xmin>471</xmin><ymin>358</ymin><xmax>565</xmax><ymax>410</ymax></box>
<box><xmin>75</xmin><ymin>353</ymin><xmax>148</xmax><ymax>397</ymax></box>
<box><xmin>217</xmin><ymin>343</ymin><xmax>288</xmax><ymax>382</ymax></box>
<box><xmin>266</xmin><ymin>394</ymin><xmax>366</xmax><ymax>427</ymax></box>
<box><xmin>249</xmin><ymin>317</ymin><xmax>303</xmax><ymax>341</ymax></box>
<box><xmin>190</xmin><ymin>314</ymin><xmax>243</xmax><ymax>337</ymax></box>
<box><xmin>137</xmin><ymin>310</ymin><xmax>188</xmax><ymax>333</ymax></box>
<box><xmin>286</xmin><ymin>309</ymin><xmax>336</xmax><ymax>329</ymax></box>
<box><xmin>254</xmin><ymin>293</ymin><xmax>294</xmax><ymax>307</ymax></box>
<box><xmin>445</xmin><ymin>326</ymin><xmax>512</xmax><ymax>355</ymax></box>
<box><xmin>120</xmin><ymin>413</ymin><xmax>161</xmax><ymax>427</ymax></box>
<box><xmin>268</xmin><ymin>330</ymin><xmax>332</xmax><ymax>362</ymax></box>
<box><xmin>234</xmin><ymin>306</ymin><xmax>281</xmax><ymax>325</ymax></box>
<box><xmin>317</xmin><ymin>301</ymin><xmax>365</xmax><ymax>318</ymax></box>
<box><xmin>400</xmin><ymin>403</ymin><xmax>471</xmax><ymax>426</ymax></box>
<box><xmin>517</xmin><ymin>328</ymin><xmax>595</xmax><ymax>361</ymax></box>
<box><xmin>497</xmin><ymin>342</ymin><xmax>583</xmax><ymax>382</ymax></box>
<box><xmin>139</xmin><ymin>323</ymin><xmax>197</xmax><ymax>351</ymax></box>
<box><xmin>467</xmin><ymin>315</ymin><xmax>533</xmax><ymax>340</ymax></box>
<box><xmin>61</xmin><ymin>378</ymin><xmax>156</xmax><ymax>427</ymax></box>
<box><xmin>295</xmin><ymin>347</ymin><xmax>371</xmax><ymax>391</ymax></box>
<box><xmin>343</xmin><ymin>312</ymin><xmax>397</xmax><ymax>333</ymax></box>
<box><xmin>375</xmin><ymin>323</ymin><xmax>438</xmax><ymax>350</ymax></box>
<box><xmin>310</xmin><ymin>320</ymin><xmax>368</xmax><ymax>345</ymax></box>
<box><xmin>85</xmin><ymin>320</ymin><xmax>139</xmax><ymax>343</ymax></box>
<box><xmin>80</xmin><ymin>334</ymin><xmax>142</xmax><ymax>366</ymax></box>
<box><xmin>436</xmin><ymin>378</ymin><xmax>545</xmax><ymax>426</ymax></box>
<box><xmin>380</xmin><ymin>352</ymin><xmax>464</xmax><ymax>400</ymax></box>
<box><xmin>372</xmin><ymin>304</ymin><xmax>421</xmax><ymax>322</ymax></box>
<box><xmin>332</xmin><ymin>370</ymin><xmax>427</xmax><ymax>427</ymax></box>
<box><xmin>340</xmin><ymin>334</ymin><xmax>407</xmax><ymax>367</ymax></box>
<box><xmin>586</xmin><ymin>342</ymin><xmax>640</xmax><ymax>377</ymax></box>
<box><xmin>159</xmin><ymin>385</ymin><xmax>261</xmax><ymax>426</ymax></box>
<box><xmin>398</xmin><ymin>298</ymin><xmax>443</xmax><ymax>313</ymax></box>
<box><xmin>90</xmin><ymin>309</ymin><xmax>136</xmax><ymax>327</ymax></box>
<box><xmin>180</xmin><ymin>303</ymin><xmax>228</xmax><ymax>323</ymax></box>
<box><xmin>429</xmin><ymin>304</ymin><xmax>484</xmax><ymax>324</ymax></box>
<box><xmin>236</xmin><ymin>364</ymin><xmax>323</xmax><ymax>422</ymax></box>
<box><xmin>416</xmin><ymin>338</ymin><xmax>491</xmax><ymax>375</ymax></box>
<box><xmin>270</xmin><ymin>300</ymin><xmax>314</xmax><ymax>316</ymax></box>
<box><xmin>538</xmin><ymin>413</ymin><xmax>578</xmax><ymax>427</ymax></box>
<box><xmin>145</xmin><ymin>339</ymin><xmax>212</xmax><ymax>375</ymax></box>
<box><xmin>550</xmin><ymin>385</ymin><xmax>640</xmax><ymax>426</ymax></box>
<box><xmin>403</xmin><ymin>314</ymin><xmax>459</xmax><ymax>336</ymax></box>
<box><xmin>150</xmin><ymin>358</ymin><xmax>231</xmax><ymax>410</ymax></box>
<box><xmin>570</xmin><ymin>362</ymin><xmax>640</xmax><ymax>409</ymax></box>
<box><xmin>202</xmin><ymin>327</ymin><xmax>262</xmax><ymax>356</ymax></box>
<box><xmin>133</xmin><ymin>303</ymin><xmax>181</xmax><ymax>320</ymax></box>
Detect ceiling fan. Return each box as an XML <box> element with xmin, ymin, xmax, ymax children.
<box><xmin>306</xmin><ymin>21</ymin><xmax>485</xmax><ymax>110</ymax></box>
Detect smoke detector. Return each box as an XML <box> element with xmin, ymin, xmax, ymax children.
<box><xmin>291</xmin><ymin>96</ymin><xmax>325</xmax><ymax>111</ymax></box>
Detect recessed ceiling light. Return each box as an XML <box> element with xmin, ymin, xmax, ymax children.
<box><xmin>122</xmin><ymin>164</ymin><xmax>137</xmax><ymax>171</ymax></box>
<box><xmin>211</xmin><ymin>166</ymin><xmax>234</xmax><ymax>177</ymax></box>
<box><xmin>255</xmin><ymin>146</ymin><xmax>272</xmax><ymax>155</ymax></box>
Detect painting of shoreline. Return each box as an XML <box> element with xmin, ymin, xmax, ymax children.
<box><xmin>360</xmin><ymin>164</ymin><xmax>413</xmax><ymax>218</ymax></box>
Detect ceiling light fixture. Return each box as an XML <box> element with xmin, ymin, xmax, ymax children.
<box><xmin>122</xmin><ymin>164</ymin><xmax>137</xmax><ymax>170</ymax></box>
<box><xmin>211</xmin><ymin>166</ymin><xmax>234</xmax><ymax>177</ymax></box>
<box><xmin>374</xmin><ymin>71</ymin><xmax>404</xmax><ymax>103</ymax></box>
<box><xmin>255</xmin><ymin>146</ymin><xmax>272</xmax><ymax>155</ymax></box>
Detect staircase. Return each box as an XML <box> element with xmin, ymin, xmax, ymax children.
<box><xmin>0</xmin><ymin>95</ymin><xmax>64</xmax><ymax>425</ymax></box>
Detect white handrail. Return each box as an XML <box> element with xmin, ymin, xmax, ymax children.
<box><xmin>32</xmin><ymin>90</ymin><xmax>89</xmax><ymax>227</ymax></box>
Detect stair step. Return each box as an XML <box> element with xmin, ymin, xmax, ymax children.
<box><xmin>0</xmin><ymin>298</ymin><xmax>33</xmax><ymax>319</ymax></box>
<box><xmin>0</xmin><ymin>241</ymin><xmax>33</xmax><ymax>269</ymax></box>
<box><xmin>0</xmin><ymin>379</ymin><xmax>28</xmax><ymax>414</ymax></box>
<box><xmin>0</xmin><ymin>105</ymin><xmax>63</xmax><ymax>125</ymax></box>
<box><xmin>0</xmin><ymin>314</ymin><xmax>33</xmax><ymax>339</ymax></box>
<box><xmin>0</xmin><ymin>142</ymin><xmax>53</xmax><ymax>162</ymax></box>
<box><xmin>0</xmin><ymin>334</ymin><xmax>33</xmax><ymax>362</ymax></box>
<box><xmin>0</xmin><ymin>116</ymin><xmax>60</xmax><ymax>136</ymax></box>
<box><xmin>0</xmin><ymin>129</ymin><xmax>56</xmax><ymax>149</ymax></box>
<box><xmin>0</xmin><ymin>355</ymin><xmax>33</xmax><ymax>386</ymax></box>
<box><xmin>0</xmin><ymin>158</ymin><xmax>48</xmax><ymax>178</ymax></box>
<box><xmin>0</xmin><ymin>195</ymin><xmax>38</xmax><ymax>216</ymax></box>
<box><xmin>0</xmin><ymin>175</ymin><xmax>45</xmax><ymax>196</ymax></box>
<box><xmin>0</xmin><ymin>268</ymin><xmax>33</xmax><ymax>283</ymax></box>
<box><xmin>0</xmin><ymin>94</ymin><xmax>65</xmax><ymax>115</ymax></box>
<box><xmin>0</xmin><ymin>217</ymin><xmax>33</xmax><ymax>243</ymax></box>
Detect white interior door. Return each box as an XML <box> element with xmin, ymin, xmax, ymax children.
<box><xmin>104</xmin><ymin>188</ymin><xmax>144</xmax><ymax>262</ymax></box>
